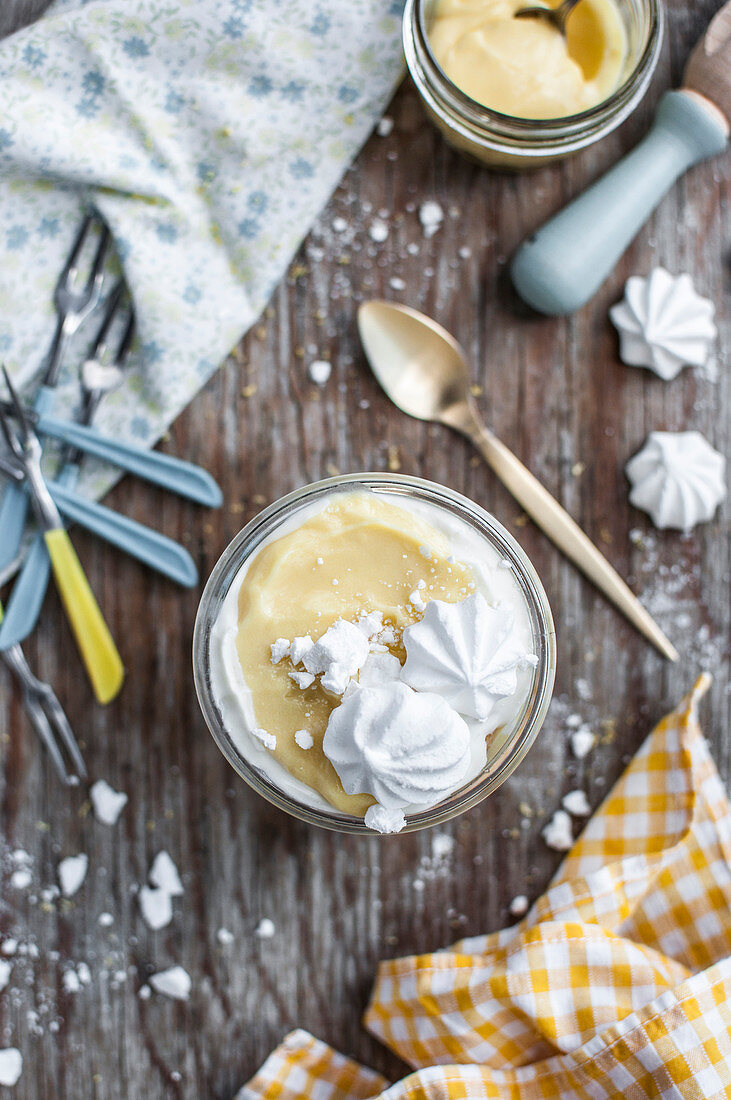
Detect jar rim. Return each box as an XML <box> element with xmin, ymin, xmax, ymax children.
<box><xmin>192</xmin><ymin>474</ymin><xmax>557</xmax><ymax>835</ymax></box>
<box><xmin>405</xmin><ymin>0</ymin><xmax>664</xmax><ymax>155</ymax></box>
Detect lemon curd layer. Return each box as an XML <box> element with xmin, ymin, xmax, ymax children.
<box><xmin>429</xmin><ymin>0</ymin><xmax>627</xmax><ymax>119</ymax></box>
<box><xmin>232</xmin><ymin>493</ymin><xmax>476</xmax><ymax>814</ymax></box>
<box><xmin>210</xmin><ymin>489</ymin><xmax>537</xmax><ymax>817</ymax></box>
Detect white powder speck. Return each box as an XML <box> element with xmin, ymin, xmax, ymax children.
<box><xmin>0</xmin><ymin>960</ymin><xmax>11</xmax><ymax>992</ymax></box>
<box><xmin>270</xmin><ymin>638</ymin><xmax>290</xmax><ymax>663</ymax></box>
<box><xmin>377</xmin><ymin>116</ymin><xmax>393</xmax><ymax>136</ymax></box>
<box><xmin>149</xmin><ymin>852</ymin><xmax>184</xmax><ymax>897</ymax></box>
<box><xmin>1</xmin><ymin>940</ymin><xmax>17</xmax><ymax>957</ymax></box>
<box><xmin>90</xmin><ymin>779</ymin><xmax>128</xmax><ymax>826</ymax></box>
<box><xmin>369</xmin><ymin>220</ymin><xmax>389</xmax><ymax>243</ymax></box>
<box><xmin>509</xmin><ymin>894</ymin><xmax>529</xmax><ymax>917</ymax></box>
<box><xmin>9</xmin><ymin>870</ymin><xmax>31</xmax><ymax>890</ymax></box>
<box><xmin>77</xmin><ymin>962</ymin><xmax>91</xmax><ymax>985</ymax></box>
<box><xmin>575</xmin><ymin>678</ymin><xmax>592</xmax><ymax>701</ymax></box>
<box><xmin>571</xmin><ymin>727</ymin><xmax>595</xmax><ymax>759</ymax></box>
<box><xmin>138</xmin><ymin>984</ymin><xmax>152</xmax><ymax>1000</ymax></box>
<box><xmin>0</xmin><ymin>1049</ymin><xmax>22</xmax><ymax>1087</ymax></box>
<box><xmin>563</xmin><ymin>789</ymin><xmax>591</xmax><ymax>817</ymax></box>
<box><xmin>419</xmin><ymin>545</ymin><xmax>432</xmax><ymax>560</ymax></box>
<box><xmin>419</xmin><ymin>200</ymin><xmax>444</xmax><ymax>238</ymax></box>
<box><xmin>138</xmin><ymin>886</ymin><xmax>173</xmax><ymax>931</ymax></box>
<box><xmin>543</xmin><ymin>810</ymin><xmax>573</xmax><ymax>852</ymax></box>
<box><xmin>150</xmin><ymin>966</ymin><xmax>191</xmax><ymax>1001</ymax></box>
<box><xmin>308</xmin><ymin>359</ymin><xmax>331</xmax><ymax>385</ymax></box>
<box><xmin>58</xmin><ymin>854</ymin><xmax>88</xmax><ymax>898</ymax></box>
<box><xmin>407</xmin><ymin>242</ymin><xmax>419</xmax><ymax>255</ymax></box>
<box><xmin>98</xmin><ymin>913</ymin><xmax>114</xmax><ymax>928</ymax></box>
<box><xmin>255</xmin><ymin>918</ymin><xmax>276</xmax><ymax>939</ymax></box>
<box><xmin>458</xmin><ymin>246</ymin><xmax>472</xmax><ymax>259</ymax></box>
<box><xmin>294</xmin><ymin>729</ymin><xmax>314</xmax><ymax>750</ymax></box>
<box><xmin>332</xmin><ymin>216</ymin><xmax>348</xmax><ymax>233</ymax></box>
<box><xmin>389</xmin><ymin>276</ymin><xmax>406</xmax><ymax>291</ymax></box>
<box><xmin>217</xmin><ymin>928</ymin><xmax>234</xmax><ymax>945</ymax></box>
<box><xmin>252</xmin><ymin>727</ymin><xmax>277</xmax><ymax>750</ymax></box>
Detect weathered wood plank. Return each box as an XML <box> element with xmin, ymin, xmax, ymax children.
<box><xmin>0</xmin><ymin>1</ymin><xmax>728</xmax><ymax>1097</ymax></box>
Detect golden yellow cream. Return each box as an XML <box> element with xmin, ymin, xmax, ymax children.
<box><xmin>234</xmin><ymin>492</ymin><xmax>477</xmax><ymax>814</ymax></box>
<box><xmin>429</xmin><ymin>0</ymin><xmax>627</xmax><ymax>119</ymax></box>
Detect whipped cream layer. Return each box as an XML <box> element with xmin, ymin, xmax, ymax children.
<box><xmin>210</xmin><ymin>487</ymin><xmax>538</xmax><ymax>826</ymax></box>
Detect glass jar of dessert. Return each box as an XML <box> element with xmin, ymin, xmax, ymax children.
<box><xmin>193</xmin><ymin>474</ymin><xmax>556</xmax><ymax>834</ymax></box>
<box><xmin>402</xmin><ymin>0</ymin><xmax>664</xmax><ymax>168</ymax></box>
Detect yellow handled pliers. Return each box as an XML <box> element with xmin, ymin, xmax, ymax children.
<box><xmin>0</xmin><ymin>367</ymin><xmax>123</xmax><ymax>704</ymax></box>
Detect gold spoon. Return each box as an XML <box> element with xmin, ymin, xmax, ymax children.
<box><xmin>514</xmin><ymin>0</ymin><xmax>582</xmax><ymax>37</ymax></box>
<box><xmin>357</xmin><ymin>301</ymin><xmax>678</xmax><ymax>662</ymax></box>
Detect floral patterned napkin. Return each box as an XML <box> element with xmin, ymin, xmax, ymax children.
<box><xmin>0</xmin><ymin>0</ymin><xmax>403</xmax><ymax>505</ymax></box>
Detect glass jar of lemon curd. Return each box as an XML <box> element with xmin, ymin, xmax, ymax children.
<box><xmin>403</xmin><ymin>0</ymin><xmax>663</xmax><ymax>168</ymax></box>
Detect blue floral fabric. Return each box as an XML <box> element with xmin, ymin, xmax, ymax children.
<box><xmin>0</xmin><ymin>0</ymin><xmax>403</xmax><ymax>504</ymax></box>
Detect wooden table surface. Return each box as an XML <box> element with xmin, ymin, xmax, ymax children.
<box><xmin>0</xmin><ymin>2</ymin><xmax>729</xmax><ymax>1097</ymax></box>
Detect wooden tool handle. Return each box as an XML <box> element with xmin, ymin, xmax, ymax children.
<box><xmin>472</xmin><ymin>426</ymin><xmax>679</xmax><ymax>662</ymax></box>
<box><xmin>44</xmin><ymin>528</ymin><xmax>124</xmax><ymax>703</ymax></box>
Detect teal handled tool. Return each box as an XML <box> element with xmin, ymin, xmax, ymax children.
<box><xmin>0</xmin><ymin>369</ymin><xmax>123</xmax><ymax>704</ymax></box>
<box><xmin>0</xmin><ymin>404</ymin><xmax>223</xmax><ymax>507</ymax></box>
<box><xmin>0</xmin><ymin>215</ymin><xmax>109</xmax><ymax>572</ymax></box>
<box><xmin>510</xmin><ymin>4</ymin><xmax>731</xmax><ymax>316</ymax></box>
<box><xmin>0</xmin><ymin>284</ymin><xmax>198</xmax><ymax>650</ymax></box>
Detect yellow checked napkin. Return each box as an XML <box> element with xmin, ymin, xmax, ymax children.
<box><xmin>238</xmin><ymin>674</ymin><xmax>731</xmax><ymax>1100</ymax></box>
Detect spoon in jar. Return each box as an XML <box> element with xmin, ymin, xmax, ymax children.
<box><xmin>514</xmin><ymin>0</ymin><xmax>582</xmax><ymax>36</ymax></box>
<box><xmin>357</xmin><ymin>301</ymin><xmax>678</xmax><ymax>662</ymax></box>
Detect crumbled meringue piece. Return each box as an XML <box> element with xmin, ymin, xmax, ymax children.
<box><xmin>409</xmin><ymin>588</ymin><xmax>426</xmax><ymax>612</ymax></box>
<box><xmin>90</xmin><ymin>779</ymin><xmax>128</xmax><ymax>826</ymax></box>
<box><xmin>289</xmin><ymin>635</ymin><xmax>314</xmax><ymax>665</ymax></box>
<box><xmin>609</xmin><ymin>268</ymin><xmax>716</xmax><ymax>380</ymax></box>
<box><xmin>356</xmin><ymin>610</ymin><xmax>384</xmax><ymax>638</ymax></box>
<box><xmin>149</xmin><ymin>852</ymin><xmax>184</xmax><ymax>897</ymax></box>
<box><xmin>365</xmin><ymin>804</ymin><xmax>406</xmax><ymax>834</ymax></box>
<box><xmin>509</xmin><ymin>894</ymin><xmax>529</xmax><ymax>917</ymax></box>
<box><xmin>138</xmin><ymin>885</ymin><xmax>173</xmax><ymax>931</ymax></box>
<box><xmin>419</xmin><ymin>200</ymin><xmax>443</xmax><ymax>238</ymax></box>
<box><xmin>401</xmin><ymin>594</ymin><xmax>536</xmax><ymax>721</ymax></box>
<box><xmin>571</xmin><ymin>728</ymin><xmax>595</xmax><ymax>759</ymax></box>
<box><xmin>150</xmin><ymin>966</ymin><xmax>191</xmax><ymax>1001</ymax></box>
<box><xmin>303</xmin><ymin>619</ymin><xmax>370</xmax><ymax>695</ymax></box>
<box><xmin>270</xmin><ymin>638</ymin><xmax>291</xmax><ymax>663</ymax></box>
<box><xmin>255</xmin><ymin>918</ymin><xmax>275</xmax><ymax>938</ymax></box>
<box><xmin>323</xmin><ymin>682</ymin><xmax>470</xmax><ymax>815</ymax></box>
<box><xmin>58</xmin><ymin>854</ymin><xmax>88</xmax><ymax>898</ymax></box>
<box><xmin>625</xmin><ymin>430</ymin><xmax>726</xmax><ymax>531</ymax></box>
<box><xmin>289</xmin><ymin>669</ymin><xmax>315</xmax><ymax>690</ymax></box>
<box><xmin>0</xmin><ymin>1049</ymin><xmax>22</xmax><ymax>1087</ymax></box>
<box><xmin>562</xmin><ymin>789</ymin><xmax>591</xmax><ymax>817</ymax></box>
<box><xmin>252</xmin><ymin>727</ymin><xmax>277</xmax><ymax>750</ymax></box>
<box><xmin>357</xmin><ymin>651</ymin><xmax>402</xmax><ymax>689</ymax></box>
<box><xmin>0</xmin><ymin>961</ymin><xmax>11</xmax><ymax>992</ymax></box>
<box><xmin>543</xmin><ymin>810</ymin><xmax>573</xmax><ymax>851</ymax></box>
<box><xmin>294</xmin><ymin>729</ymin><xmax>313</xmax><ymax>750</ymax></box>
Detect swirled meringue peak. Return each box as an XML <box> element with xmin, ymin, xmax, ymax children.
<box><xmin>625</xmin><ymin>430</ymin><xmax>726</xmax><ymax>531</ymax></box>
<box><xmin>323</xmin><ymin>682</ymin><xmax>471</xmax><ymax>828</ymax></box>
<box><xmin>401</xmin><ymin>594</ymin><xmax>537</xmax><ymax>721</ymax></box>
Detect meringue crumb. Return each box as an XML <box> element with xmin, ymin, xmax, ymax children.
<box><xmin>90</xmin><ymin>779</ymin><xmax>128</xmax><ymax>826</ymax></box>
<box><xmin>58</xmin><ymin>854</ymin><xmax>88</xmax><ymax>898</ymax></box>
<box><xmin>562</xmin><ymin>789</ymin><xmax>591</xmax><ymax>817</ymax></box>
<box><xmin>308</xmin><ymin>359</ymin><xmax>331</xmax><ymax>385</ymax></box>
<box><xmin>289</xmin><ymin>669</ymin><xmax>315</xmax><ymax>690</ymax></box>
<box><xmin>377</xmin><ymin>116</ymin><xmax>393</xmax><ymax>136</ymax></box>
<box><xmin>570</xmin><ymin>727</ymin><xmax>595</xmax><ymax>759</ymax></box>
<box><xmin>255</xmin><ymin>918</ymin><xmax>276</xmax><ymax>939</ymax></box>
<box><xmin>419</xmin><ymin>200</ymin><xmax>444</xmax><ymax>238</ymax></box>
<box><xmin>270</xmin><ymin>638</ymin><xmax>291</xmax><ymax>663</ymax></box>
<box><xmin>217</xmin><ymin>928</ymin><xmax>234</xmax><ymax>945</ymax></box>
<box><xmin>294</xmin><ymin>729</ymin><xmax>314</xmax><ymax>750</ymax></box>
<box><xmin>252</xmin><ymin>727</ymin><xmax>277</xmax><ymax>750</ymax></box>
<box><xmin>509</xmin><ymin>894</ymin><xmax>529</xmax><ymax>917</ymax></box>
<box><xmin>365</xmin><ymin>804</ymin><xmax>406</xmax><ymax>834</ymax></box>
<box><xmin>542</xmin><ymin>810</ymin><xmax>573</xmax><ymax>852</ymax></box>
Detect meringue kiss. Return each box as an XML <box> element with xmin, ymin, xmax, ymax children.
<box><xmin>626</xmin><ymin>430</ymin><xmax>726</xmax><ymax>531</ymax></box>
<box><xmin>401</xmin><ymin>594</ymin><xmax>537</xmax><ymax>721</ymax></box>
<box><xmin>323</xmin><ymin>682</ymin><xmax>471</xmax><ymax>810</ymax></box>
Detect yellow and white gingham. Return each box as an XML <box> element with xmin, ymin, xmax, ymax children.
<box><xmin>240</xmin><ymin>674</ymin><xmax>731</xmax><ymax>1100</ymax></box>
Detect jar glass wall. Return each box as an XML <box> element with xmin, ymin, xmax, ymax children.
<box><xmin>193</xmin><ymin>474</ymin><xmax>556</xmax><ymax>834</ymax></box>
<box><xmin>403</xmin><ymin>0</ymin><xmax>664</xmax><ymax>168</ymax></box>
